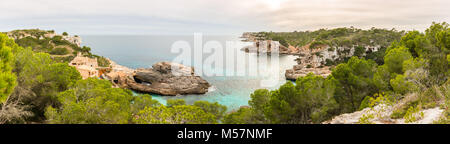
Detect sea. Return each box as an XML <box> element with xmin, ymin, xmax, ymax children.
<box><xmin>81</xmin><ymin>35</ymin><xmax>298</xmax><ymax>111</ymax></box>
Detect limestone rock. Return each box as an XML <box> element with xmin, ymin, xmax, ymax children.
<box><xmin>127</xmin><ymin>62</ymin><xmax>210</xmax><ymax>96</ymax></box>
<box><xmin>285</xmin><ymin>66</ymin><xmax>331</xmax><ymax>80</ymax></box>
<box><xmin>241</xmin><ymin>40</ymin><xmax>292</xmax><ymax>54</ymax></box>
<box><xmin>324</xmin><ymin>105</ymin><xmax>445</xmax><ymax>124</ymax></box>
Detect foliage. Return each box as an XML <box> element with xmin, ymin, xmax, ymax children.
<box><xmin>265</xmin><ymin>74</ymin><xmax>338</xmax><ymax>123</ymax></box>
<box><xmin>45</xmin><ymin>78</ymin><xmax>135</xmax><ymax>124</ymax></box>
<box><xmin>248</xmin><ymin>89</ymin><xmax>270</xmax><ymax>123</ymax></box>
<box><xmin>0</xmin><ymin>33</ymin><xmax>17</xmax><ymax>104</ymax></box>
<box><xmin>353</xmin><ymin>45</ymin><xmax>365</xmax><ymax>58</ymax></box>
<box><xmin>332</xmin><ymin>56</ymin><xmax>378</xmax><ymax>112</ymax></box>
<box><xmin>223</xmin><ymin>108</ymin><xmax>253</xmax><ymax>124</ymax></box>
<box><xmin>49</xmin><ymin>47</ymin><xmax>69</xmax><ymax>55</ymax></box>
<box><xmin>4</xmin><ymin>22</ymin><xmax>450</xmax><ymax>124</ymax></box>
<box><xmin>390</xmin><ymin>99</ymin><xmax>419</xmax><ymax>119</ymax></box>
<box><xmin>357</xmin><ymin>114</ymin><xmax>374</xmax><ymax>124</ymax></box>
<box><xmin>193</xmin><ymin>101</ymin><xmax>227</xmax><ymax>121</ymax></box>
<box><xmin>226</xmin><ymin>73</ymin><xmax>339</xmax><ymax>124</ymax></box>
<box><xmin>130</xmin><ymin>94</ymin><xmax>161</xmax><ymax>114</ymax></box>
<box><xmin>258</xmin><ymin>27</ymin><xmax>403</xmax><ymax>49</ymax></box>
<box><xmin>10</xmin><ymin>47</ymin><xmax>81</xmax><ymax>121</ymax></box>
<box><xmin>358</xmin><ymin>96</ymin><xmax>371</xmax><ymax>110</ymax></box>
<box><xmin>133</xmin><ymin>105</ymin><xmax>216</xmax><ymax>124</ymax></box>
<box><xmin>167</xmin><ymin>99</ymin><xmax>187</xmax><ymax>107</ymax></box>
<box><xmin>11</xmin><ymin>29</ymin><xmax>95</xmax><ymax>63</ymax></box>
<box><xmin>310</xmin><ymin>40</ymin><xmax>328</xmax><ymax>49</ymax></box>
<box><xmin>357</xmin><ymin>93</ymin><xmax>393</xmax><ymax>123</ymax></box>
<box><xmin>270</xmin><ymin>35</ymin><xmax>289</xmax><ymax>47</ymax></box>
<box><xmin>373</xmin><ymin>65</ymin><xmax>392</xmax><ymax>91</ymax></box>
<box><xmin>403</xmin><ymin>106</ymin><xmax>424</xmax><ymax>123</ymax></box>
<box><xmin>390</xmin><ymin>74</ymin><xmax>417</xmax><ymax>95</ymax></box>
<box><xmin>95</xmin><ymin>55</ymin><xmax>110</xmax><ymax>67</ymax></box>
<box><xmin>384</xmin><ymin>46</ymin><xmax>413</xmax><ymax>74</ymax></box>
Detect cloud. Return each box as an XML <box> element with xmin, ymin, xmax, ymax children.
<box><xmin>0</xmin><ymin>0</ymin><xmax>448</xmax><ymax>34</ymax></box>
<box><xmin>261</xmin><ymin>0</ymin><xmax>450</xmax><ymax>31</ymax></box>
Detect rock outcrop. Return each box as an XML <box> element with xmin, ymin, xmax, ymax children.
<box><xmin>284</xmin><ymin>42</ymin><xmax>382</xmax><ymax>80</ymax></box>
<box><xmin>241</xmin><ymin>40</ymin><xmax>292</xmax><ymax>54</ymax></box>
<box><xmin>240</xmin><ymin>33</ymin><xmax>383</xmax><ymax>80</ymax></box>
<box><xmin>285</xmin><ymin>65</ymin><xmax>331</xmax><ymax>80</ymax></box>
<box><xmin>324</xmin><ymin>93</ymin><xmax>446</xmax><ymax>124</ymax></box>
<box><xmin>107</xmin><ymin>62</ymin><xmax>210</xmax><ymax>96</ymax></box>
<box><xmin>324</xmin><ymin>105</ymin><xmax>445</xmax><ymax>124</ymax></box>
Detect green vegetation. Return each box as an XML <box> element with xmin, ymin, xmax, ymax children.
<box><xmin>259</xmin><ymin>27</ymin><xmax>403</xmax><ymax>48</ymax></box>
<box><xmin>45</xmin><ymin>78</ymin><xmax>163</xmax><ymax>124</ymax></box>
<box><xmin>255</xmin><ymin>27</ymin><xmax>404</xmax><ymax>65</ymax></box>
<box><xmin>309</xmin><ymin>40</ymin><xmax>329</xmax><ymax>49</ymax></box>
<box><xmin>1</xmin><ymin>32</ymin><xmax>82</xmax><ymax>123</ymax></box>
<box><xmin>0</xmin><ymin>33</ymin><xmax>17</xmax><ymax>104</ymax></box>
<box><xmin>332</xmin><ymin>57</ymin><xmax>378</xmax><ymax>112</ymax></box>
<box><xmin>132</xmin><ymin>99</ymin><xmax>225</xmax><ymax>124</ymax></box>
<box><xmin>1</xmin><ymin>22</ymin><xmax>449</xmax><ymax>124</ymax></box>
<box><xmin>226</xmin><ymin>22</ymin><xmax>450</xmax><ymax>124</ymax></box>
<box><xmin>45</xmin><ymin>78</ymin><xmax>224</xmax><ymax>124</ymax></box>
<box><xmin>167</xmin><ymin>99</ymin><xmax>187</xmax><ymax>107</ymax></box>
<box><xmin>7</xmin><ymin>29</ymin><xmax>54</xmax><ymax>38</ymax></box>
<box><xmin>8</xmin><ymin>29</ymin><xmax>108</xmax><ymax>64</ymax></box>
<box><xmin>50</xmin><ymin>47</ymin><xmax>69</xmax><ymax>55</ymax></box>
<box><xmin>403</xmin><ymin>106</ymin><xmax>424</xmax><ymax>123</ymax></box>
<box><xmin>225</xmin><ymin>74</ymin><xmax>339</xmax><ymax>124</ymax></box>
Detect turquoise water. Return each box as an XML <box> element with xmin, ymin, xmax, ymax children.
<box><xmin>82</xmin><ymin>35</ymin><xmax>297</xmax><ymax>111</ymax></box>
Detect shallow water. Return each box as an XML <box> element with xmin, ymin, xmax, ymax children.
<box><xmin>82</xmin><ymin>35</ymin><xmax>298</xmax><ymax>111</ymax></box>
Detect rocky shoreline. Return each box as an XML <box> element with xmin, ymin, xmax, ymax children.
<box><xmin>241</xmin><ymin>34</ymin><xmax>334</xmax><ymax>80</ymax></box>
<box><xmin>241</xmin><ymin>33</ymin><xmax>382</xmax><ymax>81</ymax></box>
<box><xmin>104</xmin><ymin>61</ymin><xmax>211</xmax><ymax>96</ymax></box>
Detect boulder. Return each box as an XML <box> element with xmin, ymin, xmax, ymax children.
<box><xmin>285</xmin><ymin>66</ymin><xmax>331</xmax><ymax>81</ymax></box>
<box><xmin>126</xmin><ymin>62</ymin><xmax>210</xmax><ymax>96</ymax></box>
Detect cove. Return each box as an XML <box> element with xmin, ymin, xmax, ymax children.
<box><xmin>82</xmin><ymin>35</ymin><xmax>298</xmax><ymax>111</ymax></box>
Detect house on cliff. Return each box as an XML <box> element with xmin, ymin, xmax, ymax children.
<box><xmin>69</xmin><ymin>53</ymin><xmax>99</xmax><ymax>79</ymax></box>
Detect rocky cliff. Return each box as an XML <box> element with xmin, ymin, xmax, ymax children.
<box><xmin>106</xmin><ymin>61</ymin><xmax>211</xmax><ymax>96</ymax></box>
<box><xmin>241</xmin><ymin>29</ymin><xmax>398</xmax><ymax>81</ymax></box>
<box><xmin>285</xmin><ymin>43</ymin><xmax>382</xmax><ymax>80</ymax></box>
<box><xmin>241</xmin><ymin>40</ymin><xmax>292</xmax><ymax>54</ymax></box>
<box><xmin>6</xmin><ymin>29</ymin><xmax>81</xmax><ymax>46</ymax></box>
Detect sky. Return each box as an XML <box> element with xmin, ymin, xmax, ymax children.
<box><xmin>0</xmin><ymin>0</ymin><xmax>449</xmax><ymax>35</ymax></box>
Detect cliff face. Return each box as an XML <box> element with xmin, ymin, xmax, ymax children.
<box><xmin>241</xmin><ymin>29</ymin><xmax>402</xmax><ymax>81</ymax></box>
<box><xmin>241</xmin><ymin>40</ymin><xmax>292</xmax><ymax>54</ymax></box>
<box><xmin>286</xmin><ymin>44</ymin><xmax>381</xmax><ymax>80</ymax></box>
<box><xmin>241</xmin><ymin>32</ymin><xmax>382</xmax><ymax>80</ymax></box>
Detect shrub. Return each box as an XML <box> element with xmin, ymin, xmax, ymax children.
<box><xmin>404</xmin><ymin>106</ymin><xmax>424</xmax><ymax>123</ymax></box>
<box><xmin>50</xmin><ymin>48</ymin><xmax>69</xmax><ymax>55</ymax></box>
<box><xmin>95</xmin><ymin>56</ymin><xmax>110</xmax><ymax>67</ymax></box>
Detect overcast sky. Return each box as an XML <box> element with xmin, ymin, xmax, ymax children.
<box><xmin>1</xmin><ymin>0</ymin><xmax>449</xmax><ymax>35</ymax></box>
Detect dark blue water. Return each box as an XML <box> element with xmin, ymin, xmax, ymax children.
<box><xmin>82</xmin><ymin>35</ymin><xmax>297</xmax><ymax>111</ymax></box>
